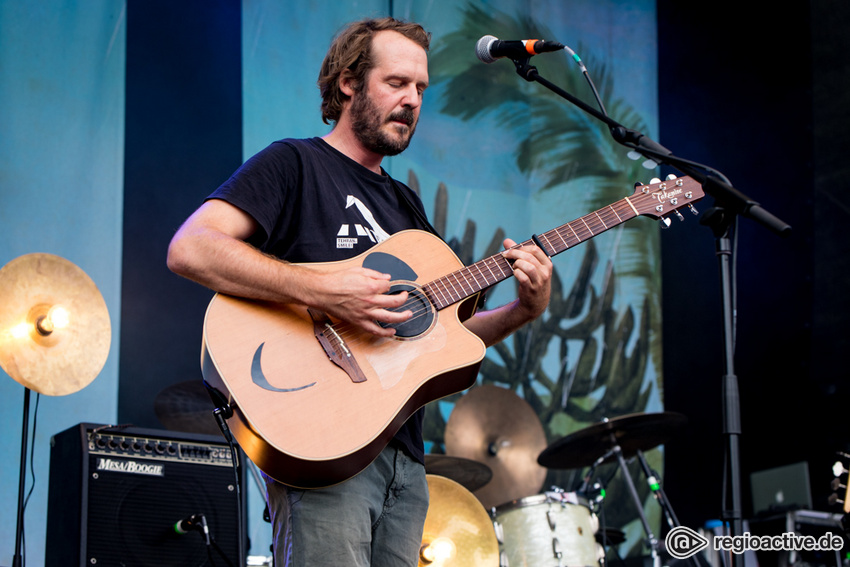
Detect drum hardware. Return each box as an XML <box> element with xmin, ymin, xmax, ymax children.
<box><xmin>634</xmin><ymin>451</ymin><xmax>707</xmax><ymax>567</ymax></box>
<box><xmin>612</xmin><ymin>440</ymin><xmax>662</xmax><ymax>567</ymax></box>
<box><xmin>636</xmin><ymin>449</ymin><xmax>682</xmax><ymax>531</ymax></box>
<box><xmin>538</xmin><ymin>412</ymin><xmax>689</xmax><ymax>567</ymax></box>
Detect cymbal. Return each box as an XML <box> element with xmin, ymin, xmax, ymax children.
<box><xmin>537</xmin><ymin>412</ymin><xmax>687</xmax><ymax>470</ymax></box>
<box><xmin>424</xmin><ymin>455</ymin><xmax>493</xmax><ymax>492</ymax></box>
<box><xmin>445</xmin><ymin>384</ymin><xmax>547</xmax><ymax>510</ymax></box>
<box><xmin>0</xmin><ymin>253</ymin><xmax>111</xmax><ymax>396</ymax></box>
<box><xmin>154</xmin><ymin>380</ymin><xmax>221</xmax><ymax>436</ymax></box>
<box><xmin>419</xmin><ymin>474</ymin><xmax>499</xmax><ymax>567</ymax></box>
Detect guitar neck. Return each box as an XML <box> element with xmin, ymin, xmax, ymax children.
<box><xmin>424</xmin><ymin>196</ymin><xmax>639</xmax><ymax>310</ymax></box>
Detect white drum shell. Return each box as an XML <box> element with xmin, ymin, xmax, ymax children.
<box><xmin>494</xmin><ymin>493</ymin><xmax>600</xmax><ymax>567</ymax></box>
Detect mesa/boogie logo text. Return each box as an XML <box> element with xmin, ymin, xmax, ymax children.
<box><xmin>96</xmin><ymin>458</ymin><xmax>164</xmax><ymax>476</ymax></box>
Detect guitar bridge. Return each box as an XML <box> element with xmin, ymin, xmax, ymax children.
<box><xmin>307</xmin><ymin>308</ymin><xmax>367</xmax><ymax>383</ymax></box>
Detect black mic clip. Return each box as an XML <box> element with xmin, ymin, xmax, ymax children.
<box><xmin>577</xmin><ymin>447</ymin><xmax>617</xmax><ymax>496</ymax></box>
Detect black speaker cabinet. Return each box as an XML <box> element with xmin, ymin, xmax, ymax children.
<box><xmin>46</xmin><ymin>423</ymin><xmax>247</xmax><ymax>566</ymax></box>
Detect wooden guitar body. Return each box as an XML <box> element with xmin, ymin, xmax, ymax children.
<box><xmin>202</xmin><ymin>230</ymin><xmax>485</xmax><ymax>488</ymax></box>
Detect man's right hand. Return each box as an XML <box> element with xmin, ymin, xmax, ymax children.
<box><xmin>306</xmin><ymin>266</ymin><xmax>411</xmax><ymax>337</ymax></box>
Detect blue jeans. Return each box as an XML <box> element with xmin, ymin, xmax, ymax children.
<box><xmin>264</xmin><ymin>443</ymin><xmax>429</xmax><ymax>566</ymax></box>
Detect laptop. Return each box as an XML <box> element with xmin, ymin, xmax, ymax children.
<box><xmin>750</xmin><ymin>461</ymin><xmax>813</xmax><ymax>515</ymax></box>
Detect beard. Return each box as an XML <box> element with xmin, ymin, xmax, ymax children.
<box><xmin>348</xmin><ymin>87</ymin><xmax>418</xmax><ymax>157</ymax></box>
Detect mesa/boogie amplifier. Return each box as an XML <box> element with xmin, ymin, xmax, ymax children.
<box><xmin>46</xmin><ymin>422</ymin><xmax>246</xmax><ymax>567</ymax></box>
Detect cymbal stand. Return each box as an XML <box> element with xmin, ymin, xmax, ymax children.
<box><xmin>10</xmin><ymin>387</ymin><xmax>33</xmax><ymax>567</ymax></box>
<box><xmin>609</xmin><ymin>439</ymin><xmax>661</xmax><ymax>567</ymax></box>
<box><xmin>637</xmin><ymin>450</ymin><xmax>712</xmax><ymax>567</ymax></box>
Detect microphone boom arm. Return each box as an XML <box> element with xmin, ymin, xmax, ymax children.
<box><xmin>507</xmin><ymin>57</ymin><xmax>791</xmax><ymax>237</ymax></box>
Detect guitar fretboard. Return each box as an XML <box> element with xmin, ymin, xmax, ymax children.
<box><xmin>423</xmin><ymin>196</ymin><xmax>640</xmax><ymax>310</ymax></box>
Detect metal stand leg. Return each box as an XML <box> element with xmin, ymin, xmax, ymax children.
<box><xmin>11</xmin><ymin>388</ymin><xmax>31</xmax><ymax>567</ymax></box>
<box><xmin>637</xmin><ymin>449</ymin><xmax>681</xmax><ymax>529</ymax></box>
<box><xmin>612</xmin><ymin>443</ymin><xmax>660</xmax><ymax>567</ymax></box>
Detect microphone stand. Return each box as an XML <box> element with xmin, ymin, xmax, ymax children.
<box><xmin>507</xmin><ymin>55</ymin><xmax>792</xmax><ymax>567</ymax></box>
<box><xmin>205</xmin><ymin>381</ymin><xmax>246</xmax><ymax>567</ymax></box>
<box><xmin>636</xmin><ymin>449</ymin><xmax>681</xmax><ymax>531</ymax></box>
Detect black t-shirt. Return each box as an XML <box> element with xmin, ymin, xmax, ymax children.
<box><xmin>208</xmin><ymin>137</ymin><xmax>433</xmax><ymax>465</ymax></box>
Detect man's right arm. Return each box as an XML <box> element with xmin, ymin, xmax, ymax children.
<box><xmin>166</xmin><ymin>199</ymin><xmax>412</xmax><ymax>337</ymax></box>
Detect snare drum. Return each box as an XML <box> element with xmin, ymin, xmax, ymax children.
<box><xmin>493</xmin><ymin>491</ymin><xmax>601</xmax><ymax>567</ymax></box>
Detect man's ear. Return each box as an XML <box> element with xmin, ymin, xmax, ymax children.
<box><xmin>339</xmin><ymin>69</ymin><xmax>358</xmax><ymax>98</ymax></box>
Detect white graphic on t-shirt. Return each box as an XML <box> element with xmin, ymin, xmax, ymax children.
<box><xmin>336</xmin><ymin>195</ymin><xmax>391</xmax><ymax>249</ymax></box>
<box><xmin>337</xmin><ymin>224</ymin><xmax>373</xmax><ymax>237</ymax></box>
<box><xmin>336</xmin><ymin>223</ymin><xmax>373</xmax><ymax>248</ymax></box>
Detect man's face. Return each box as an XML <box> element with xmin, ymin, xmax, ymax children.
<box><xmin>348</xmin><ymin>31</ymin><xmax>429</xmax><ymax>156</ymax></box>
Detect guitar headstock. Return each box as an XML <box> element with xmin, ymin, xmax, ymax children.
<box><xmin>830</xmin><ymin>453</ymin><xmax>850</xmax><ymax>513</ymax></box>
<box><xmin>631</xmin><ymin>176</ymin><xmax>705</xmax><ymax>225</ymax></box>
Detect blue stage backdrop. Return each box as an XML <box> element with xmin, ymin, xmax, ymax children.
<box><xmin>0</xmin><ymin>2</ymin><xmax>126</xmax><ymax>565</ymax></box>
<box><xmin>0</xmin><ymin>0</ymin><xmax>660</xmax><ymax>563</ymax></box>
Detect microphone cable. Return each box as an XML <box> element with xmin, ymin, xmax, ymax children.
<box><xmin>562</xmin><ymin>44</ymin><xmax>608</xmax><ymax>118</ymax></box>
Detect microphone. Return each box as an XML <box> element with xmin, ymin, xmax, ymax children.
<box><xmin>577</xmin><ymin>447</ymin><xmax>616</xmax><ymax>494</ymax></box>
<box><xmin>174</xmin><ymin>513</ymin><xmax>211</xmax><ymax>545</ymax></box>
<box><xmin>475</xmin><ymin>35</ymin><xmax>564</xmax><ymax>64</ymax></box>
<box><xmin>173</xmin><ymin>513</ymin><xmax>208</xmax><ymax>535</ymax></box>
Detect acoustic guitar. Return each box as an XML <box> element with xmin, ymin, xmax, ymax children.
<box><xmin>201</xmin><ymin>176</ymin><xmax>704</xmax><ymax>488</ymax></box>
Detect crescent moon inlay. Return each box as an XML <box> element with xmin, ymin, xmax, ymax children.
<box><xmin>251</xmin><ymin>342</ymin><xmax>315</xmax><ymax>392</ymax></box>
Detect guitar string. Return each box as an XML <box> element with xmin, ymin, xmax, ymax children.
<box><xmin>326</xmin><ymin>192</ymin><xmax>659</xmax><ymax>347</ymax></box>
<box><xmin>326</xmin><ymin>195</ymin><xmax>646</xmax><ymax>348</ymax></box>
<box><xmin>320</xmin><ymin>184</ymin><xmax>698</xmax><ymax>348</ymax></box>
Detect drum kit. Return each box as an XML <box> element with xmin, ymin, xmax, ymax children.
<box><xmin>153</xmin><ymin>381</ymin><xmax>687</xmax><ymax>567</ymax></box>
<box><xmin>418</xmin><ymin>384</ymin><xmax>688</xmax><ymax>567</ymax></box>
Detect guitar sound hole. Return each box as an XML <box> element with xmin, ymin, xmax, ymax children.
<box><xmin>379</xmin><ymin>281</ymin><xmax>434</xmax><ymax>339</ymax></box>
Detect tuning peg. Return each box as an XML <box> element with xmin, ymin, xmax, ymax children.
<box><xmin>688</xmin><ymin>204</ymin><xmax>699</xmax><ymax>216</ymax></box>
<box><xmin>665</xmin><ymin>174</ymin><xmax>678</xmax><ymax>181</ymax></box>
<box><xmin>832</xmin><ymin>478</ymin><xmax>847</xmax><ymax>491</ymax></box>
<box><xmin>674</xmin><ymin>210</ymin><xmax>685</xmax><ymax>221</ymax></box>
<box><xmin>829</xmin><ymin>493</ymin><xmax>845</xmax><ymax>506</ymax></box>
<box><xmin>650</xmin><ymin>177</ymin><xmax>662</xmax><ymax>185</ymax></box>
<box><xmin>833</xmin><ymin>461</ymin><xmax>848</xmax><ymax>476</ymax></box>
<box><xmin>659</xmin><ymin>217</ymin><xmax>672</xmax><ymax>229</ymax></box>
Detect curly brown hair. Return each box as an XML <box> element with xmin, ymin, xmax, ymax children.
<box><xmin>318</xmin><ymin>17</ymin><xmax>431</xmax><ymax>125</ymax></box>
